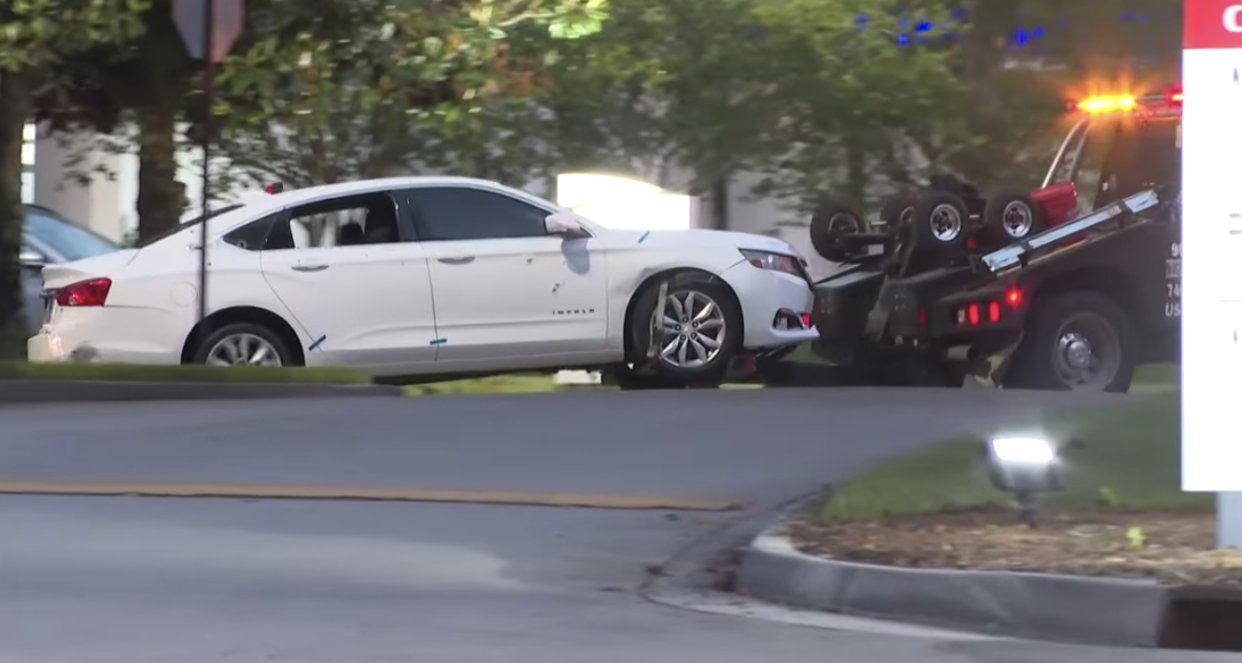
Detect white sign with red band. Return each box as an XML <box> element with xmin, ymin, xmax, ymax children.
<box><xmin>1182</xmin><ymin>0</ymin><xmax>1242</xmax><ymax>491</ymax></box>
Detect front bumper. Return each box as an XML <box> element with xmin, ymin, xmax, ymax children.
<box><xmin>723</xmin><ymin>262</ymin><xmax>820</xmax><ymax>349</ymax></box>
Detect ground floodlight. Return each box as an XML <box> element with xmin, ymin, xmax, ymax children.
<box><xmin>983</xmin><ymin>436</ymin><xmax>1064</xmax><ymax>526</ymax></box>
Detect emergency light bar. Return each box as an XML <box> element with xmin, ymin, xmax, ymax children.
<box><xmin>1068</xmin><ymin>86</ymin><xmax>1182</xmax><ymax>116</ymax></box>
<box><xmin>982</xmin><ymin>189</ymin><xmax>1161</xmax><ymax>272</ymax></box>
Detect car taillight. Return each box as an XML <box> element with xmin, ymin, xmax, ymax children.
<box><xmin>988</xmin><ymin>301</ymin><xmax>1001</xmax><ymax>324</ymax></box>
<box><xmin>967</xmin><ymin>303</ymin><xmax>980</xmax><ymax>326</ymax></box>
<box><xmin>55</xmin><ymin>278</ymin><xmax>111</xmax><ymax>307</ymax></box>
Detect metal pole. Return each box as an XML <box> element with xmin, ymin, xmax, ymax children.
<box><xmin>197</xmin><ymin>0</ymin><xmax>215</xmax><ymax>323</ymax></box>
<box><xmin>1218</xmin><ymin>493</ymin><xmax>1242</xmax><ymax>548</ymax></box>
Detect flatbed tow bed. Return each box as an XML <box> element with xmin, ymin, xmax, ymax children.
<box><xmin>750</xmin><ymin>187</ymin><xmax>1178</xmax><ymax>392</ymax></box>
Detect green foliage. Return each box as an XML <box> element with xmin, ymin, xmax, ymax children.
<box><xmin>213</xmin><ymin>0</ymin><xmax>609</xmax><ymax>189</ymax></box>
<box><xmin>0</xmin><ymin>0</ymin><xmax>148</xmax><ymax>72</ymax></box>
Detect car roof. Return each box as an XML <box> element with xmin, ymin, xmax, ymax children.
<box><xmin>207</xmin><ymin>176</ymin><xmax>558</xmax><ymax>236</ymax></box>
<box><xmin>264</xmin><ymin>176</ymin><xmax>531</xmax><ymax>206</ymax></box>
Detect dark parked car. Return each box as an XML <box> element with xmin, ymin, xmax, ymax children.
<box><xmin>19</xmin><ymin>205</ymin><xmax>120</xmax><ymax>334</ymax></box>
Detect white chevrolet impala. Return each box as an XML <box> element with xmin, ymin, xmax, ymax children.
<box><xmin>28</xmin><ymin>177</ymin><xmax>818</xmax><ymax>388</ymax></box>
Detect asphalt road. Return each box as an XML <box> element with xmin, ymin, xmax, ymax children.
<box><xmin>1</xmin><ymin>388</ymin><xmax>1232</xmax><ymax>663</ymax></box>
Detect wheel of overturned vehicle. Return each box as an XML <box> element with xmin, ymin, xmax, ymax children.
<box><xmin>809</xmin><ymin>199</ymin><xmax>864</xmax><ymax>263</ymax></box>
<box><xmin>626</xmin><ymin>275</ymin><xmax>741</xmax><ymax>387</ymax></box>
<box><xmin>1002</xmin><ymin>291</ymin><xmax>1135</xmax><ymax>393</ymax></box>
<box><xmin>192</xmin><ymin>322</ymin><xmax>293</xmax><ymax>367</ymax></box>
<box><xmin>909</xmin><ymin>190</ymin><xmax>970</xmax><ymax>252</ymax></box>
<box><xmin>979</xmin><ymin>189</ymin><xmax>1048</xmax><ymax>248</ymax></box>
<box><xmin>878</xmin><ymin>191</ymin><xmax>919</xmax><ymax>234</ymax></box>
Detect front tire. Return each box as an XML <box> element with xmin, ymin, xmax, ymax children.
<box><xmin>191</xmin><ymin>322</ymin><xmax>293</xmax><ymax>367</ymax></box>
<box><xmin>625</xmin><ymin>274</ymin><xmax>742</xmax><ymax>388</ymax></box>
<box><xmin>1003</xmin><ymin>291</ymin><xmax>1135</xmax><ymax>393</ymax></box>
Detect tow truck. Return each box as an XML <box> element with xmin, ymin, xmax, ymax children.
<box><xmin>765</xmin><ymin>86</ymin><xmax>1183</xmax><ymax>393</ymax></box>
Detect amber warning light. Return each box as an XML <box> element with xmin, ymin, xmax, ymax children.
<box><xmin>1066</xmin><ymin>88</ymin><xmax>1183</xmax><ymax>116</ymax></box>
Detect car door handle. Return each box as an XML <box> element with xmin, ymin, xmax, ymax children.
<box><xmin>437</xmin><ymin>256</ymin><xmax>475</xmax><ymax>265</ymax></box>
<box><xmin>291</xmin><ymin>264</ymin><xmax>329</xmax><ymax>272</ymax></box>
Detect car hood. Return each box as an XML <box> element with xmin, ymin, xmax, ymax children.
<box><xmin>42</xmin><ymin>249</ymin><xmax>139</xmax><ymax>290</ymax></box>
<box><xmin>616</xmin><ymin>228</ymin><xmax>802</xmax><ymax>256</ymax></box>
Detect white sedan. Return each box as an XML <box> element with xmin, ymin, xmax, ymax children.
<box><xmin>28</xmin><ymin>176</ymin><xmax>818</xmax><ymax>388</ymax></box>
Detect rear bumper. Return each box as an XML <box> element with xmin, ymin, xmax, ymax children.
<box><xmin>28</xmin><ymin>306</ymin><xmax>185</xmax><ymax>365</ymax></box>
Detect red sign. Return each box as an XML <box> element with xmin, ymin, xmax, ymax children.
<box><xmin>1186</xmin><ymin>0</ymin><xmax>1242</xmax><ymax>49</ymax></box>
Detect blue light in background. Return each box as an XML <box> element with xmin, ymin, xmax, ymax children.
<box><xmin>852</xmin><ymin>9</ymin><xmax>1141</xmax><ymax>46</ymax></box>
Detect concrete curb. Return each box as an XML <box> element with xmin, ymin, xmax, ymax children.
<box><xmin>0</xmin><ymin>380</ymin><xmax>403</xmax><ymax>403</ymax></box>
<box><xmin>735</xmin><ymin>515</ymin><xmax>1172</xmax><ymax>647</ymax></box>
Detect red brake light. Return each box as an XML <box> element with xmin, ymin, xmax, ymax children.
<box><xmin>918</xmin><ymin>308</ymin><xmax>927</xmax><ymax>328</ymax></box>
<box><xmin>967</xmin><ymin>303</ymin><xmax>980</xmax><ymax>326</ymax></box>
<box><xmin>265</xmin><ymin>182</ymin><xmax>284</xmax><ymax>194</ymax></box>
<box><xmin>988</xmin><ymin>301</ymin><xmax>1001</xmax><ymax>324</ymax></box>
<box><xmin>55</xmin><ymin>278</ymin><xmax>111</xmax><ymax>307</ymax></box>
<box><xmin>799</xmin><ymin>313</ymin><xmax>812</xmax><ymax>328</ymax></box>
<box><xmin>1004</xmin><ymin>287</ymin><xmax>1023</xmax><ymax>308</ymax></box>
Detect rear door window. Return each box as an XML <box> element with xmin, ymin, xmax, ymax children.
<box><xmin>1093</xmin><ymin>118</ymin><xmax>1182</xmax><ymax>210</ymax></box>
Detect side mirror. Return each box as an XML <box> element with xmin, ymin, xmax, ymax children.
<box><xmin>19</xmin><ymin>249</ymin><xmax>45</xmax><ymax>266</ymax></box>
<box><xmin>545</xmin><ymin>213</ymin><xmax>587</xmax><ymax>238</ymax></box>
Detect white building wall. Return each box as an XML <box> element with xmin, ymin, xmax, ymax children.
<box><xmin>28</xmin><ymin>124</ymin><xmax>238</xmax><ymax>243</ymax></box>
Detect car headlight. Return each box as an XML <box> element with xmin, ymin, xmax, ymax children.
<box><xmin>739</xmin><ymin>249</ymin><xmax>802</xmax><ymax>277</ymax></box>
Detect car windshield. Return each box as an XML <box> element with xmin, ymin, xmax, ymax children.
<box><xmin>23</xmin><ymin>208</ymin><xmax>120</xmax><ymax>261</ymax></box>
<box><xmin>134</xmin><ymin>204</ymin><xmax>244</xmax><ymax>248</ymax></box>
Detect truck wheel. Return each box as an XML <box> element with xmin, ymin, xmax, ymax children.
<box><xmin>909</xmin><ymin>190</ymin><xmax>970</xmax><ymax>251</ymax></box>
<box><xmin>1004</xmin><ymin>291</ymin><xmax>1135</xmax><ymax>393</ymax></box>
<box><xmin>810</xmin><ymin>199</ymin><xmax>864</xmax><ymax>262</ymax></box>
<box><xmin>626</xmin><ymin>274</ymin><xmax>742</xmax><ymax>387</ymax></box>
<box><xmin>979</xmin><ymin>190</ymin><xmax>1047</xmax><ymax>248</ymax></box>
<box><xmin>879</xmin><ymin>191</ymin><xmax>919</xmax><ymax>233</ymax></box>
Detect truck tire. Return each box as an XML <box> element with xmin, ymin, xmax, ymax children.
<box><xmin>979</xmin><ymin>189</ymin><xmax>1047</xmax><ymax>248</ymax></box>
<box><xmin>624</xmin><ymin>273</ymin><xmax>742</xmax><ymax>388</ymax></box>
<box><xmin>909</xmin><ymin>190</ymin><xmax>970</xmax><ymax>251</ymax></box>
<box><xmin>1003</xmin><ymin>291</ymin><xmax>1136</xmax><ymax>393</ymax></box>
<box><xmin>878</xmin><ymin>191</ymin><xmax>919</xmax><ymax>233</ymax></box>
<box><xmin>810</xmin><ymin>199</ymin><xmax>864</xmax><ymax>262</ymax></box>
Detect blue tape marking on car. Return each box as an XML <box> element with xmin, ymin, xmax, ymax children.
<box><xmin>637</xmin><ymin>231</ymin><xmax>650</xmax><ymax>244</ymax></box>
<box><xmin>309</xmin><ymin>335</ymin><xmax>326</xmax><ymax>351</ymax></box>
<box><xmin>430</xmin><ymin>338</ymin><xmax>447</xmax><ymax>346</ymax></box>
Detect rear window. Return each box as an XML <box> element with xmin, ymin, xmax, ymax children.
<box><xmin>135</xmin><ymin>204</ymin><xmax>245</xmax><ymax>248</ymax></box>
<box><xmin>1075</xmin><ymin>117</ymin><xmax>1181</xmax><ymax>212</ymax></box>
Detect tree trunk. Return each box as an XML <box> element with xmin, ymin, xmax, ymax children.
<box><xmin>134</xmin><ymin>99</ymin><xmax>181</xmax><ymax>242</ymax></box>
<box><xmin>0</xmin><ymin>70</ymin><xmax>31</xmax><ymax>349</ymax></box>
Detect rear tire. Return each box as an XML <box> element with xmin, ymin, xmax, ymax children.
<box><xmin>810</xmin><ymin>199</ymin><xmax>864</xmax><ymax>262</ymax></box>
<box><xmin>979</xmin><ymin>189</ymin><xmax>1047</xmax><ymax>248</ymax></box>
<box><xmin>1003</xmin><ymin>291</ymin><xmax>1135</xmax><ymax>393</ymax></box>
<box><xmin>909</xmin><ymin>190</ymin><xmax>970</xmax><ymax>252</ymax></box>
<box><xmin>878</xmin><ymin>191</ymin><xmax>919</xmax><ymax>234</ymax></box>
<box><xmin>191</xmin><ymin>322</ymin><xmax>294</xmax><ymax>367</ymax></box>
<box><xmin>625</xmin><ymin>274</ymin><xmax>742</xmax><ymax>388</ymax></box>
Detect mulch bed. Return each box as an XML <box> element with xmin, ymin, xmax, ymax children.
<box><xmin>791</xmin><ymin>507</ymin><xmax>1242</xmax><ymax>586</ymax></box>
